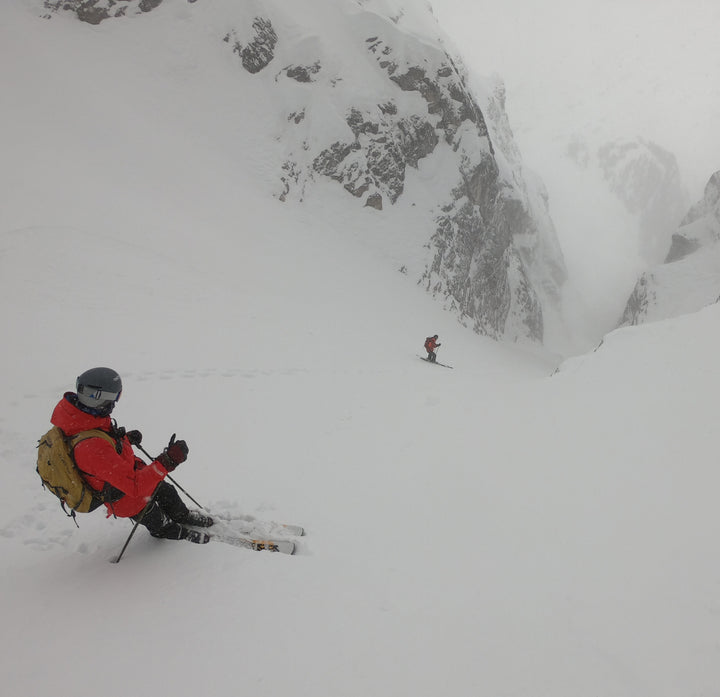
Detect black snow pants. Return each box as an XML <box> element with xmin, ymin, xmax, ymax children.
<box><xmin>132</xmin><ymin>481</ymin><xmax>191</xmax><ymax>539</ymax></box>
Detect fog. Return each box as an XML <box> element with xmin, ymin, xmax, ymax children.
<box><xmin>430</xmin><ymin>0</ymin><xmax>720</xmax><ymax>347</ymax></box>
<box><xmin>431</xmin><ymin>0</ymin><xmax>719</xmax><ymax>195</ymax></box>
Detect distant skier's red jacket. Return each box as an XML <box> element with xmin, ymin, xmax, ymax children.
<box><xmin>50</xmin><ymin>393</ymin><xmax>168</xmax><ymax>518</ymax></box>
<box><xmin>424</xmin><ymin>336</ymin><xmax>439</xmax><ymax>352</ymax></box>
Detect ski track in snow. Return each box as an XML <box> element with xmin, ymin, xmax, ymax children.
<box><xmin>128</xmin><ymin>366</ymin><xmax>311</xmax><ymax>381</ymax></box>
<box><xmin>1</xmin><ymin>491</ymin><xmax>305</xmax><ymax>557</ymax></box>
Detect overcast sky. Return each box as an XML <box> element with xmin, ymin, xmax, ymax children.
<box><xmin>429</xmin><ymin>0</ymin><xmax>720</xmax><ymax>196</ymax></box>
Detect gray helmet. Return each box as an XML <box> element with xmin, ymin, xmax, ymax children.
<box><xmin>76</xmin><ymin>367</ymin><xmax>122</xmax><ymax>415</ymax></box>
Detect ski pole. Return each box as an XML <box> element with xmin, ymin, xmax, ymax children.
<box><xmin>135</xmin><ymin>442</ymin><xmax>206</xmax><ymax>510</ymax></box>
<box><xmin>165</xmin><ymin>474</ymin><xmax>204</xmax><ymax>509</ymax></box>
<box><xmin>112</xmin><ymin>493</ymin><xmax>155</xmax><ymax>564</ymax></box>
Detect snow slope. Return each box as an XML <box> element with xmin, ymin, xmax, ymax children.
<box><xmin>1</xmin><ymin>2</ymin><xmax>719</xmax><ymax>695</ymax></box>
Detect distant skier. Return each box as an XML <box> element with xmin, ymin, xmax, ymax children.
<box><xmin>47</xmin><ymin>367</ymin><xmax>214</xmax><ymax>544</ymax></box>
<box><xmin>424</xmin><ymin>334</ymin><xmax>441</xmax><ymax>363</ymax></box>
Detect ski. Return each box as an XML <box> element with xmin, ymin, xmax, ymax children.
<box><xmin>271</xmin><ymin>523</ymin><xmax>304</xmax><ymax>536</ymax></box>
<box><xmin>419</xmin><ymin>356</ymin><xmax>453</xmax><ymax>369</ymax></box>
<box><xmin>203</xmin><ymin>512</ymin><xmax>304</xmax><ymax>538</ymax></box>
<box><xmin>208</xmin><ymin>533</ymin><xmax>296</xmax><ymax>555</ymax></box>
<box><xmin>111</xmin><ymin>515</ymin><xmax>300</xmax><ymax>563</ymax></box>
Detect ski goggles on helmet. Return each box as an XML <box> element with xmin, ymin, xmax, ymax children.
<box><xmin>77</xmin><ymin>385</ymin><xmax>122</xmax><ymax>405</ymax></box>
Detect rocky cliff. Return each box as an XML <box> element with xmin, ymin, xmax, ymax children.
<box><xmin>42</xmin><ymin>0</ymin><xmax>567</xmax><ymax>343</ymax></box>
<box><xmin>621</xmin><ymin>170</ymin><xmax>720</xmax><ymax>326</ymax></box>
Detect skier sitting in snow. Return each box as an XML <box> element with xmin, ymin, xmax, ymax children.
<box><xmin>424</xmin><ymin>334</ymin><xmax>441</xmax><ymax>363</ymax></box>
<box><xmin>49</xmin><ymin>367</ymin><xmax>214</xmax><ymax>544</ymax></box>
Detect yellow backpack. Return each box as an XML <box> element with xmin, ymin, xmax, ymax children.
<box><xmin>36</xmin><ymin>426</ymin><xmax>119</xmax><ymax>519</ymax></box>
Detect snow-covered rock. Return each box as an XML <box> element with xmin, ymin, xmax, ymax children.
<box><xmin>42</xmin><ymin>0</ymin><xmax>567</xmax><ymax>344</ymax></box>
<box><xmin>668</xmin><ymin>170</ymin><xmax>720</xmax><ymax>260</ymax></box>
<box><xmin>620</xmin><ymin>170</ymin><xmax>720</xmax><ymax>326</ymax></box>
<box><xmin>43</xmin><ymin>0</ymin><xmax>164</xmax><ymax>24</ymax></box>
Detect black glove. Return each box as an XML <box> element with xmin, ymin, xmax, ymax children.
<box><xmin>157</xmin><ymin>433</ymin><xmax>188</xmax><ymax>472</ymax></box>
<box><xmin>126</xmin><ymin>429</ymin><xmax>143</xmax><ymax>446</ymax></box>
<box><xmin>437</xmin><ymin>343</ymin><xmax>441</xmax><ymax>347</ymax></box>
<box><xmin>156</xmin><ymin>452</ymin><xmax>176</xmax><ymax>472</ymax></box>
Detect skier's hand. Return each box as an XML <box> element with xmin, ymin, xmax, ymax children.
<box><xmin>156</xmin><ymin>434</ymin><xmax>188</xmax><ymax>472</ymax></box>
<box><xmin>166</xmin><ymin>434</ymin><xmax>188</xmax><ymax>466</ymax></box>
<box><xmin>126</xmin><ymin>429</ymin><xmax>143</xmax><ymax>446</ymax></box>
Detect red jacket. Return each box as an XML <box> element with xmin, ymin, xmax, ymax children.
<box><xmin>424</xmin><ymin>336</ymin><xmax>439</xmax><ymax>352</ymax></box>
<box><xmin>50</xmin><ymin>393</ymin><xmax>168</xmax><ymax>518</ymax></box>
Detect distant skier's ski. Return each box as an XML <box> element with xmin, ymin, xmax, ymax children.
<box><xmin>419</xmin><ymin>356</ymin><xmax>453</xmax><ymax>369</ymax></box>
<box><xmin>208</xmin><ymin>533</ymin><xmax>296</xmax><ymax>555</ymax></box>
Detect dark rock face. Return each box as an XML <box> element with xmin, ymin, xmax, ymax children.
<box><xmin>422</xmin><ymin>155</ymin><xmax>546</xmax><ymax>341</ymax></box>
<box><xmin>619</xmin><ymin>274</ymin><xmax>654</xmax><ymax>326</ymax></box>
<box><xmin>284</xmin><ymin>63</ymin><xmax>321</xmax><ymax>83</ymax></box>
<box><xmin>384</xmin><ymin>63</ymin><xmax>489</xmax><ymax>147</ymax></box>
<box><xmin>43</xmin><ymin>0</ymin><xmax>164</xmax><ymax>24</ymax></box>
<box><xmin>301</xmin><ymin>33</ymin><xmax>493</xmax><ymax>213</ymax></box>
<box><xmin>43</xmin><ymin>0</ymin><xmax>111</xmax><ymax>24</ymax></box>
<box><xmin>224</xmin><ymin>18</ymin><xmax>278</xmax><ymax>74</ymax></box>
<box><xmin>311</xmin><ymin>107</ymin><xmax>439</xmax><ymax>208</ymax></box>
<box><xmin>365</xmin><ymin>34</ymin><xmax>490</xmax><ymax>148</ymax></box>
<box><xmin>365</xmin><ymin>193</ymin><xmax>383</xmax><ymax>210</ymax></box>
<box><xmin>138</xmin><ymin>0</ymin><xmax>163</xmax><ymax>11</ymax></box>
